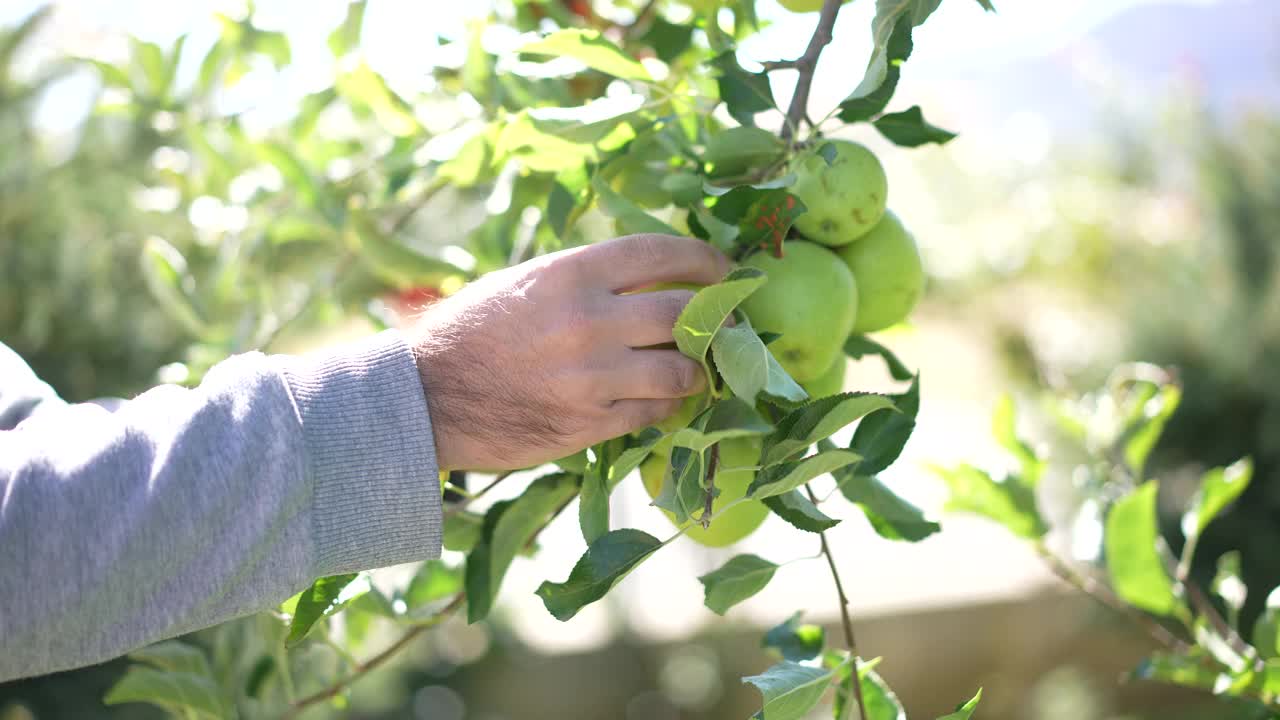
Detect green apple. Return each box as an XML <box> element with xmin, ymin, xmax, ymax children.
<box><xmin>791</xmin><ymin>140</ymin><xmax>888</xmax><ymax>247</ymax></box>
<box><xmin>640</xmin><ymin>437</ymin><xmax>768</xmax><ymax>548</ymax></box>
<box><xmin>837</xmin><ymin>210</ymin><xmax>924</xmax><ymax>334</ymax></box>
<box><xmin>777</xmin><ymin>0</ymin><xmax>851</xmax><ymax>12</ymax></box>
<box><xmin>739</xmin><ymin>241</ymin><xmax>857</xmax><ymax>382</ymax></box>
<box><xmin>802</xmin><ymin>356</ymin><xmax>847</xmax><ymax>399</ymax></box>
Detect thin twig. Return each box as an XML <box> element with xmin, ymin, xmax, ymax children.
<box><xmin>703</xmin><ymin>444</ymin><xmax>721</xmax><ymax>529</ymax></box>
<box><xmin>780</xmin><ymin>0</ymin><xmax>844</xmax><ymax>143</ymax></box>
<box><xmin>1167</xmin><ymin>548</ymin><xmax>1254</xmax><ymax>666</ymax></box>
<box><xmin>284</xmin><ymin>593</ymin><xmax>466</xmax><ymax>718</ymax></box>
<box><xmin>1034</xmin><ymin>543</ymin><xmax>1193</xmax><ymax>654</ymax></box>
<box><xmin>443</xmin><ymin>471</ymin><xmax>516</xmax><ymax>519</ymax></box>
<box><xmin>805</xmin><ymin>485</ymin><xmax>868</xmax><ymax>720</ymax></box>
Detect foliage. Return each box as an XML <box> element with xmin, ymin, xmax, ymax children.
<box><xmin>2</xmin><ymin>0</ymin><xmax>995</xmax><ymax>717</ymax></box>
<box><xmin>936</xmin><ymin>367</ymin><xmax>1280</xmax><ymax>716</ymax></box>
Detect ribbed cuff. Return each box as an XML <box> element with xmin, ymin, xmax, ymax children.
<box><xmin>275</xmin><ymin>330</ymin><xmax>442</xmax><ymax>576</ymax></box>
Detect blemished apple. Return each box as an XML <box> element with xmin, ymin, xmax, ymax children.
<box><xmin>791</xmin><ymin>140</ymin><xmax>888</xmax><ymax>247</ymax></box>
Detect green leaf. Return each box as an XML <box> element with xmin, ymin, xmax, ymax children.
<box><xmin>710</xmin><ymin>51</ymin><xmax>775</xmax><ymax>125</ymax></box>
<box><xmin>592</xmin><ymin>174</ymin><xmax>680</xmax><ymax>236</ymax></box>
<box><xmin>1105</xmin><ymin>481</ymin><xmax>1184</xmax><ymax>618</ymax></box>
<box><xmin>743</xmin><ymin>661</ymin><xmax>833</xmax><ymax>720</ymax></box>
<box><xmin>937</xmin><ymin>689</ymin><xmax>983</xmax><ymax>719</ymax></box>
<box><xmin>555</xmin><ymin>449</ymin><xmax>591</xmax><ymax>474</ymax></box>
<box><xmin>520</xmin><ymin>29</ymin><xmax>652</xmax><ymax>81</ymax></box>
<box><xmin>860</xmin><ymin>665</ymin><xmax>908</xmax><ymax>720</ymax></box>
<box><xmin>654</xmin><ymin>444</ymin><xmax>709</xmax><ymax>524</ymax></box>
<box><xmin>839</xmin><ymin>14</ymin><xmax>911</xmax><ymax>123</ymax></box>
<box><xmin>992</xmin><ymin>393</ymin><xmax>1043</xmax><ymax>487</ymax></box>
<box><xmin>974</xmin><ymin>0</ymin><xmax>996</xmax><ymax>10</ymax></box>
<box><xmin>873</xmin><ymin>106</ymin><xmax>957</xmax><ymax>147</ymax></box>
<box><xmin>536</xmin><ymin>529</ymin><xmax>663</xmax><ymax>621</ymax></box>
<box><xmin>672</xmin><ymin>267</ymin><xmax>767</xmax><ymax>386</ymax></box>
<box><xmin>1253</xmin><ymin>589</ymin><xmax>1280</xmax><ymax>660</ymax></box>
<box><xmin>104</xmin><ymin>668</ymin><xmax>230</xmax><ymax>719</ymax></box>
<box><xmin>131</xmin><ymin>38</ymin><xmax>167</xmax><ymax>97</ymax></box>
<box><xmin>704</xmin><ymin>127</ymin><xmax>786</xmax><ymax>179</ymax></box>
<box><xmin>443</xmin><ymin>510</ymin><xmax>484</xmax><ymax>553</ymax></box>
<box><xmin>1180</xmin><ymin>459</ymin><xmax>1252</xmax><ymax>571</ymax></box>
<box><xmin>671</xmin><ymin>397</ymin><xmax>774</xmax><ymax>452</ymax></box>
<box><xmin>837</xmin><ymin>473</ymin><xmax>939</xmax><ymax>542</ymax></box>
<box><xmin>609</xmin><ymin>428</ymin><xmax>665</xmax><ymax>483</ymax></box>
<box><xmin>547</xmin><ymin>181</ymin><xmax>576</xmax><ymax>240</ymax></box>
<box><xmin>662</xmin><ymin>172</ymin><xmax>705</xmax><ymax>206</ymax></box>
<box><xmin>437</xmin><ymin>124</ymin><xmax>497</xmax><ymax>187</ymax></box>
<box><xmin>254</xmin><ymin>30</ymin><xmax>292</xmax><ymax>68</ymax></box>
<box><xmin>748</xmin><ymin>450</ymin><xmax>861</xmax><ymax>500</ymax></box>
<box><xmin>711</xmin><ymin>318</ymin><xmax>808</xmax><ymax>407</ymax></box>
<box><xmin>764</xmin><ymin>392</ymin><xmax>897</xmax><ymax>466</ymax></box>
<box><xmin>580</xmin><ymin>438</ymin><xmax>627</xmax><ymax>545</ymax></box>
<box><xmin>128</xmin><ymin>642</ymin><xmax>211</xmax><ymax>676</ymax></box>
<box><xmin>763</xmin><ymin>490</ymin><xmax>840</xmax><ymax>532</ymax></box>
<box><xmin>328</xmin><ymin>0</ymin><xmax>366</xmax><ymax>57</ymax></box>
<box><xmin>286</xmin><ymin>573</ymin><xmax>359</xmax><ymax>647</ymax></box>
<box><xmin>699</xmin><ymin>554</ymin><xmax>779</xmax><ymax>615</ymax></box>
<box><xmin>847</xmin><ymin>376</ymin><xmax>919</xmax><ymax>477</ymax></box>
<box><xmin>347</xmin><ymin>585</ymin><xmax>397</xmax><ymax>620</ymax></box>
<box><xmin>935</xmin><ymin>464</ymin><xmax>1046</xmax><ymax>539</ymax></box>
<box><xmin>846</xmin><ymin>0</ymin><xmax>944</xmax><ymax>105</ymax></box>
<box><xmin>844</xmin><ymin>335</ymin><xmax>914</xmax><ymax>382</ymax></box>
<box><xmin>1121</xmin><ymin>382</ymin><xmax>1181</xmax><ymax>479</ymax></box>
<box><xmin>140</xmin><ymin>237</ymin><xmax>205</xmax><ymax>337</ymax></box>
<box><xmin>640</xmin><ymin>15</ymin><xmax>694</xmax><ymax>63</ymax></box>
<box><xmin>762</xmin><ymin>612</ymin><xmax>825</xmax><ymax>662</ymax></box>
<box><xmin>335</xmin><ymin>61</ymin><xmax>419</xmax><ymax>136</ymax></box>
<box><xmin>467</xmin><ymin>473</ymin><xmax>579</xmax><ymax>622</ymax></box>
<box><xmin>243</xmin><ymin>656</ymin><xmax>275</xmax><ymax>699</ymax></box>
<box><xmin>403</xmin><ymin>560</ymin><xmax>463</xmax><ymax>619</ymax></box>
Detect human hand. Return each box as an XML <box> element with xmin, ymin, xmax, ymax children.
<box><xmin>408</xmin><ymin>234</ymin><xmax>732</xmax><ymax>471</ymax></box>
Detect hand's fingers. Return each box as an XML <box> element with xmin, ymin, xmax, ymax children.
<box><xmin>610</xmin><ymin>289</ymin><xmax>696</xmax><ymax>348</ymax></box>
<box><xmin>601</xmin><ymin>398</ymin><xmax>684</xmax><ymax>439</ymax></box>
<box><xmin>603</xmin><ymin>349</ymin><xmax>706</xmax><ymax>401</ymax></box>
<box><xmin>575</xmin><ymin>234</ymin><xmax>733</xmax><ymax>292</ymax></box>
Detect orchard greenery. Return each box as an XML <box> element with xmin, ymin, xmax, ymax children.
<box><xmin>59</xmin><ymin>0</ymin><xmax>999</xmax><ymax>717</ymax></box>
<box><xmin>936</xmin><ymin>365</ymin><xmax>1280</xmax><ymax>716</ymax></box>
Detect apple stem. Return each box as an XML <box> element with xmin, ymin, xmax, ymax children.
<box><xmin>805</xmin><ymin>484</ymin><xmax>869</xmax><ymax>720</ymax></box>
<box><xmin>780</xmin><ymin>0</ymin><xmax>844</xmax><ymax>143</ymax></box>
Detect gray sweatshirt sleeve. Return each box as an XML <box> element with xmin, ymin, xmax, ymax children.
<box><xmin>0</xmin><ymin>331</ymin><xmax>442</xmax><ymax>682</ymax></box>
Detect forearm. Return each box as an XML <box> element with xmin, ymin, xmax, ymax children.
<box><xmin>0</xmin><ymin>331</ymin><xmax>442</xmax><ymax>681</ymax></box>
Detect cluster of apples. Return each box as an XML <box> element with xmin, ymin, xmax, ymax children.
<box><xmin>640</xmin><ymin>140</ymin><xmax>925</xmax><ymax>547</ymax></box>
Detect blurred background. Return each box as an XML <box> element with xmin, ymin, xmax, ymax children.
<box><xmin>1</xmin><ymin>0</ymin><xmax>1279</xmax><ymax>718</ymax></box>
